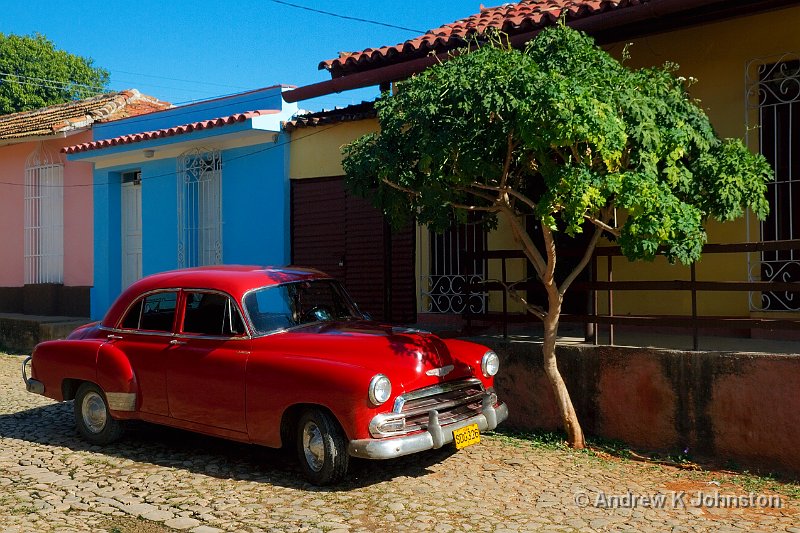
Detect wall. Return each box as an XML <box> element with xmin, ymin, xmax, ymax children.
<box><xmin>90</xmin><ymin>138</ymin><xmax>291</xmax><ymax>320</ymax></box>
<box><xmin>80</xmin><ymin>86</ymin><xmax>296</xmax><ymax>320</ymax></box>
<box><xmin>490</xmin><ymin>340</ymin><xmax>800</xmax><ymax>475</ymax></box>
<box><xmin>0</xmin><ymin>133</ymin><xmax>94</xmax><ymax>289</ymax></box>
<box><xmin>289</xmin><ymin>119</ymin><xmax>379</xmax><ymax>180</ymax></box>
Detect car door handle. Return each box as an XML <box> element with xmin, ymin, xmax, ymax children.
<box><xmin>107</xmin><ymin>334</ymin><xmax>123</xmax><ymax>340</ymax></box>
<box><xmin>169</xmin><ymin>339</ymin><xmax>187</xmax><ymax>345</ymax></box>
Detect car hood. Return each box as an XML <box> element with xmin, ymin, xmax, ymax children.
<box><xmin>254</xmin><ymin>320</ymin><xmax>480</xmax><ymax>394</ymax></box>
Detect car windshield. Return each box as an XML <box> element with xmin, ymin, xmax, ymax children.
<box><xmin>243</xmin><ymin>280</ymin><xmax>362</xmax><ymax>335</ymax></box>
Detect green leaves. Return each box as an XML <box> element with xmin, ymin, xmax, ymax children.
<box><xmin>342</xmin><ymin>25</ymin><xmax>772</xmax><ymax>266</ymax></box>
<box><xmin>0</xmin><ymin>33</ymin><xmax>109</xmax><ymax>115</ymax></box>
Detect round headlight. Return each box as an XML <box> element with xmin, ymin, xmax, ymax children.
<box><xmin>369</xmin><ymin>374</ymin><xmax>392</xmax><ymax>406</ymax></box>
<box><xmin>481</xmin><ymin>350</ymin><xmax>500</xmax><ymax>377</ymax></box>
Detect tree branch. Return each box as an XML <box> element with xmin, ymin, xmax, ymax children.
<box><xmin>479</xmin><ymin>277</ymin><xmax>546</xmax><ymax>320</ymax></box>
<box><xmin>540</xmin><ymin>223</ymin><xmax>557</xmax><ymax>288</ymax></box>
<box><xmin>470</xmin><ymin>182</ymin><xmax>537</xmax><ymax>211</ymax></box>
<box><xmin>449</xmin><ymin>202</ymin><xmax>500</xmax><ymax>212</ymax></box>
<box><xmin>500</xmin><ymin>134</ymin><xmax>515</xmax><ymax>190</ymax></box>
<box><xmin>503</xmin><ymin>207</ymin><xmax>547</xmax><ymax>279</ymax></box>
<box><xmin>455</xmin><ymin>185</ymin><xmax>499</xmax><ymax>205</ymax></box>
<box><xmin>584</xmin><ymin>214</ymin><xmax>621</xmax><ymax>237</ymax></box>
<box><xmin>559</xmin><ymin>224</ymin><xmax>602</xmax><ymax>297</ymax></box>
<box><xmin>381</xmin><ymin>177</ymin><xmax>420</xmax><ymax>196</ymax></box>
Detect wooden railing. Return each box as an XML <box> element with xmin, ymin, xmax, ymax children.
<box><xmin>464</xmin><ymin>240</ymin><xmax>800</xmax><ymax>349</ymax></box>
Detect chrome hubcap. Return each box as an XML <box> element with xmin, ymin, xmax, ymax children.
<box><xmin>302</xmin><ymin>421</ymin><xmax>325</xmax><ymax>472</ymax></box>
<box><xmin>81</xmin><ymin>392</ymin><xmax>107</xmax><ymax>434</ymax></box>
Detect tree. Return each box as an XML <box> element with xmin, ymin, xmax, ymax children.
<box><xmin>0</xmin><ymin>33</ymin><xmax>109</xmax><ymax>115</ymax></box>
<box><xmin>342</xmin><ymin>25</ymin><xmax>772</xmax><ymax>448</ymax></box>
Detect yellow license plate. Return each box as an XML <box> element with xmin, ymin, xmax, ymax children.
<box><xmin>453</xmin><ymin>423</ymin><xmax>480</xmax><ymax>450</ymax></box>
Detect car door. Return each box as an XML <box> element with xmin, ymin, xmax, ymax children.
<box><xmin>108</xmin><ymin>290</ymin><xmax>178</xmax><ymax>416</ymax></box>
<box><xmin>165</xmin><ymin>290</ymin><xmax>249</xmax><ymax>433</ymax></box>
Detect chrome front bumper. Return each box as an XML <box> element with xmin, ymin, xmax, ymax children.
<box><xmin>22</xmin><ymin>356</ymin><xmax>44</xmax><ymax>395</ymax></box>
<box><xmin>348</xmin><ymin>400</ymin><xmax>509</xmax><ymax>460</ymax></box>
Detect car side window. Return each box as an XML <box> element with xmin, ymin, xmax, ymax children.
<box><xmin>120</xmin><ymin>299</ymin><xmax>143</xmax><ymax>329</ymax></box>
<box><xmin>182</xmin><ymin>291</ymin><xmax>246</xmax><ymax>337</ymax></box>
<box><xmin>139</xmin><ymin>292</ymin><xmax>178</xmax><ymax>332</ymax></box>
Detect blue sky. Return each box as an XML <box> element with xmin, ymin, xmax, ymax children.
<box><xmin>3</xmin><ymin>1</ymin><xmax>480</xmax><ymax>112</ymax></box>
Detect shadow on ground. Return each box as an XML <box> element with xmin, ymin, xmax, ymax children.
<box><xmin>0</xmin><ymin>402</ymin><xmax>457</xmax><ymax>491</ymax></box>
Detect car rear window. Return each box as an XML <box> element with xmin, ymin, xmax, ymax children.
<box><xmin>139</xmin><ymin>292</ymin><xmax>178</xmax><ymax>332</ymax></box>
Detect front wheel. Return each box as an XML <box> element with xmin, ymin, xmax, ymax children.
<box><xmin>296</xmin><ymin>408</ymin><xmax>349</xmax><ymax>485</ymax></box>
<box><xmin>74</xmin><ymin>382</ymin><xmax>124</xmax><ymax>445</ymax></box>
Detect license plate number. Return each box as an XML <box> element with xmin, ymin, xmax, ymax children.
<box><xmin>453</xmin><ymin>423</ymin><xmax>480</xmax><ymax>450</ymax></box>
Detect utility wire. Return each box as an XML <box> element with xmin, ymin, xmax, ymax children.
<box><xmin>0</xmin><ymin>124</ymin><xmax>335</xmax><ymax>189</ymax></box>
<box><xmin>0</xmin><ymin>71</ymin><xmax>221</xmax><ymax>101</ymax></box>
<box><xmin>0</xmin><ymin>73</ymin><xmax>106</xmax><ymax>95</ymax></box>
<box><xmin>111</xmin><ymin>69</ymin><xmax>252</xmax><ymax>91</ymax></box>
<box><xmin>267</xmin><ymin>0</ymin><xmax>425</xmax><ymax>34</ymax></box>
<box><xmin>0</xmin><ymin>71</ymin><xmax>106</xmax><ymax>92</ymax></box>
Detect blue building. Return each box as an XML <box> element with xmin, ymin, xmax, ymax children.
<box><xmin>65</xmin><ymin>86</ymin><xmax>298</xmax><ymax>319</ymax></box>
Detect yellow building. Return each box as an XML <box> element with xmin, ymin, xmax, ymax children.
<box><xmin>287</xmin><ymin>1</ymin><xmax>800</xmax><ymax>336</ymax></box>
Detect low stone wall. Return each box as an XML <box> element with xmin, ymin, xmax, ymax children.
<box><xmin>487</xmin><ymin>340</ymin><xmax>800</xmax><ymax>476</ymax></box>
<box><xmin>0</xmin><ymin>315</ymin><xmax>89</xmax><ymax>353</ymax></box>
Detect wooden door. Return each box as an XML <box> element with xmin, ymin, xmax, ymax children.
<box><xmin>291</xmin><ymin>177</ymin><xmax>416</xmax><ymax>323</ymax></box>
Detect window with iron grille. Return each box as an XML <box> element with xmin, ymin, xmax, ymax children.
<box><xmin>746</xmin><ymin>55</ymin><xmax>800</xmax><ymax>311</ymax></box>
<box><xmin>24</xmin><ymin>145</ymin><xmax>64</xmax><ymax>284</ymax></box>
<box><xmin>177</xmin><ymin>148</ymin><xmax>222</xmax><ymax>268</ymax></box>
<box><xmin>421</xmin><ymin>216</ymin><xmax>487</xmax><ymax>314</ymax></box>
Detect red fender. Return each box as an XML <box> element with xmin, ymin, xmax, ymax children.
<box><xmin>96</xmin><ymin>342</ymin><xmax>139</xmax><ymax>414</ymax></box>
<box><xmin>31</xmin><ymin>340</ymin><xmax>103</xmax><ymax>401</ymax></box>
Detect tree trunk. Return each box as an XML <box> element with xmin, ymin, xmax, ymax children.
<box><xmin>542</xmin><ymin>292</ymin><xmax>586</xmax><ymax>449</ymax></box>
<box><xmin>505</xmin><ymin>211</ymin><xmax>586</xmax><ymax>449</ymax></box>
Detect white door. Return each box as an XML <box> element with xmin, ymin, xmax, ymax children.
<box><xmin>121</xmin><ymin>178</ymin><xmax>142</xmax><ymax>289</ymax></box>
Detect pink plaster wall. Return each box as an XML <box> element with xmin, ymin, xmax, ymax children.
<box><xmin>0</xmin><ymin>132</ymin><xmax>93</xmax><ymax>288</ymax></box>
<box><xmin>60</xmin><ymin>133</ymin><xmax>93</xmax><ymax>287</ymax></box>
<box><xmin>0</xmin><ymin>142</ymin><xmax>28</xmax><ymax>287</ymax></box>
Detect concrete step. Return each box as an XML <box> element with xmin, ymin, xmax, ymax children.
<box><xmin>0</xmin><ymin>313</ymin><xmax>91</xmax><ymax>354</ymax></box>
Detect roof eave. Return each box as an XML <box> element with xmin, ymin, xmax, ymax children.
<box><xmin>65</xmin><ymin>117</ymin><xmax>280</xmax><ymax>162</ymax></box>
<box><xmin>289</xmin><ymin>0</ymin><xmax>797</xmax><ymax>103</ymax></box>
<box><xmin>0</xmin><ymin>130</ymin><xmax>76</xmax><ymax>148</ymax></box>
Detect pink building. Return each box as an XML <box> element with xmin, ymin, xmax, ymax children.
<box><xmin>0</xmin><ymin>91</ymin><xmax>170</xmax><ymax>317</ymax></box>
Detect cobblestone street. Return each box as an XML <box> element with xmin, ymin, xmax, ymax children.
<box><xmin>1</xmin><ymin>353</ymin><xmax>797</xmax><ymax>532</ymax></box>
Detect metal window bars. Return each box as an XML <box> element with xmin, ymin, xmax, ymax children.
<box><xmin>24</xmin><ymin>144</ymin><xmax>64</xmax><ymax>285</ymax></box>
<box><xmin>421</xmin><ymin>221</ymin><xmax>487</xmax><ymax>314</ymax></box>
<box><xmin>745</xmin><ymin>52</ymin><xmax>800</xmax><ymax>311</ymax></box>
<box><xmin>177</xmin><ymin>148</ymin><xmax>223</xmax><ymax>268</ymax></box>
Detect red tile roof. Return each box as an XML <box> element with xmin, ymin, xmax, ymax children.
<box><xmin>320</xmin><ymin>0</ymin><xmax>645</xmax><ymax>76</ymax></box>
<box><xmin>63</xmin><ymin>110</ymin><xmax>279</xmax><ymax>154</ymax></box>
<box><xmin>0</xmin><ymin>90</ymin><xmax>171</xmax><ymax>141</ymax></box>
<box><xmin>284</xmin><ymin>102</ymin><xmax>376</xmax><ymax>132</ymax></box>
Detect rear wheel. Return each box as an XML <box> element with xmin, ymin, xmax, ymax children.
<box><xmin>74</xmin><ymin>382</ymin><xmax>124</xmax><ymax>445</ymax></box>
<box><xmin>296</xmin><ymin>408</ymin><xmax>349</xmax><ymax>485</ymax></box>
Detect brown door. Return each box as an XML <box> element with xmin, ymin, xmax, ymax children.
<box><xmin>291</xmin><ymin>177</ymin><xmax>416</xmax><ymax>323</ymax></box>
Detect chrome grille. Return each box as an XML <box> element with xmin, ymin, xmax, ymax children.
<box><xmin>370</xmin><ymin>379</ymin><xmax>489</xmax><ymax>438</ymax></box>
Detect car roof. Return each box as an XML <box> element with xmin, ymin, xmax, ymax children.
<box><xmin>102</xmin><ymin>265</ymin><xmax>331</xmax><ymax>327</ymax></box>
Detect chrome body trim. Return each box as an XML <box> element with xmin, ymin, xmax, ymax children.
<box><xmin>106</xmin><ymin>392</ymin><xmax>137</xmax><ymax>411</ymax></box>
<box><xmin>22</xmin><ymin>356</ymin><xmax>45</xmax><ymax>395</ymax></box>
<box><xmin>349</xmin><ymin>400</ymin><xmax>508</xmax><ymax>460</ymax></box>
<box><xmin>426</xmin><ymin>365</ymin><xmax>454</xmax><ymax>377</ymax></box>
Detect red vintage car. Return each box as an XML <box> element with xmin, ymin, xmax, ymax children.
<box><xmin>23</xmin><ymin>266</ymin><xmax>508</xmax><ymax>484</ymax></box>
